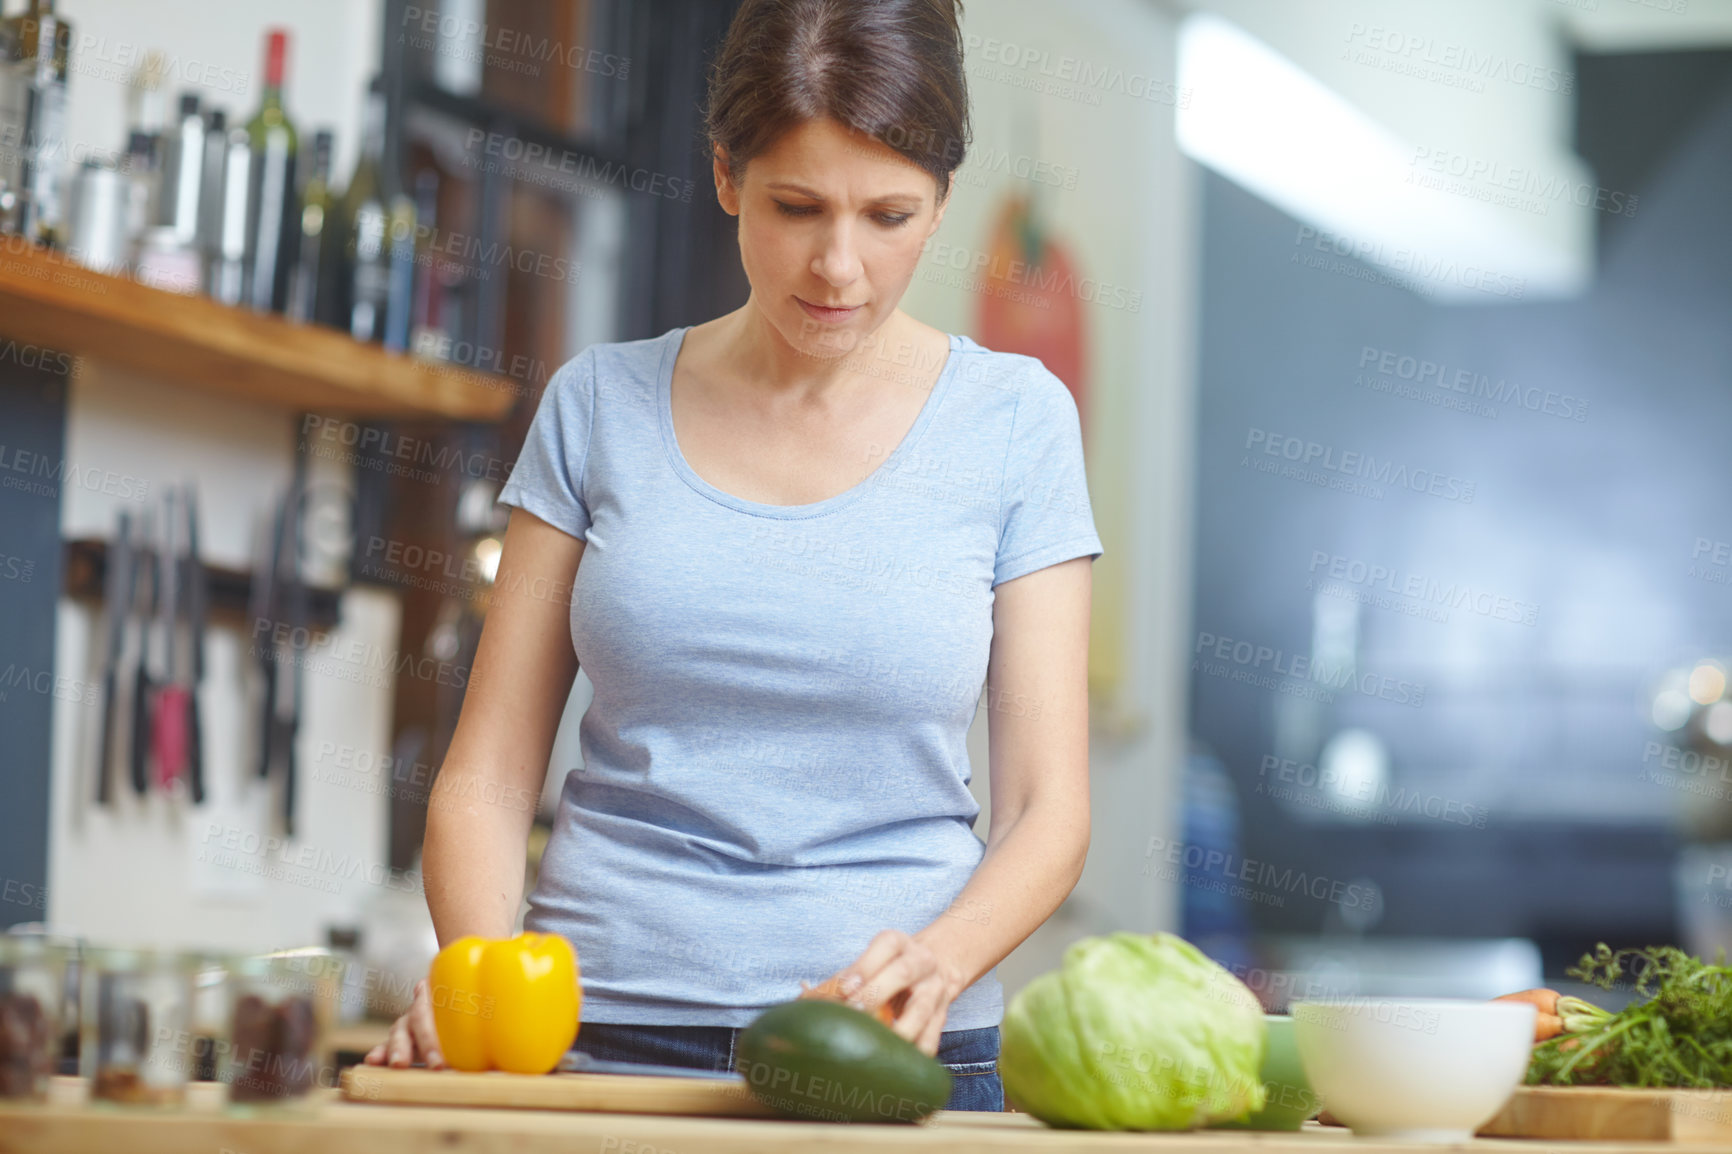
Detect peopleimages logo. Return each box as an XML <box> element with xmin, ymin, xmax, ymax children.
<box><xmin>1358</xmin><ymin>346</ymin><xmax>1588</xmax><ymax>422</ymax></box>
<box><xmin>1244</xmin><ymin>428</ymin><xmax>1475</xmax><ymax>504</ymax></box>
<box><xmin>1258</xmin><ymin>755</ymin><xmax>1489</xmax><ymax>828</ymax></box>
<box><xmin>1142</xmin><ymin>837</ymin><xmax>1382</xmax><ymax>912</ymax></box>
<box><xmin>1293</xmin><ymin>226</ymin><xmax>1526</xmax><ymax>300</ymax></box>
<box><xmin>1194</xmin><ymin>630</ymin><xmax>1427</xmax><ymax>707</ymax></box>
<box><xmin>1307</xmin><ymin>551</ymin><xmax>1538</xmax><ymax>627</ymax></box>
<box><xmin>1343</xmin><ymin>23</ymin><xmax>1574</xmax><ymax>94</ymax></box>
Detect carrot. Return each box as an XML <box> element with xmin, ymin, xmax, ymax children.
<box><xmin>1493</xmin><ymin>988</ymin><xmax>1562</xmax><ymax>1015</ymax></box>
<box><xmin>799</xmin><ymin>977</ymin><xmax>900</xmax><ymax>1026</ymax></box>
<box><xmin>1494</xmin><ymin>988</ymin><xmax>1568</xmax><ymax>1041</ymax></box>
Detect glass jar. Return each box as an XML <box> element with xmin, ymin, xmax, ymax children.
<box><xmin>5</xmin><ymin>926</ymin><xmax>83</xmax><ymax>1075</ymax></box>
<box><xmin>222</xmin><ymin>955</ymin><xmax>327</xmax><ymax>1108</ymax></box>
<box><xmin>188</xmin><ymin>954</ymin><xmax>232</xmax><ymax>1082</ymax></box>
<box><xmin>80</xmin><ymin>948</ymin><xmax>199</xmax><ymax>1106</ymax></box>
<box><xmin>0</xmin><ymin>936</ymin><xmax>68</xmax><ymax>1102</ymax></box>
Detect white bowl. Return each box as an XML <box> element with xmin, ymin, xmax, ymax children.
<box><xmin>1292</xmin><ymin>998</ymin><xmax>1535</xmax><ymax>1142</ymax></box>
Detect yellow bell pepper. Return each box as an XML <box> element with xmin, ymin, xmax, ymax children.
<box><xmin>427</xmin><ymin>932</ymin><xmax>581</xmax><ymax>1074</ymax></box>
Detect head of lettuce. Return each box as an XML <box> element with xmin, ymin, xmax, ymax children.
<box><xmin>999</xmin><ymin>932</ymin><xmax>1267</xmax><ymax>1130</ymax></box>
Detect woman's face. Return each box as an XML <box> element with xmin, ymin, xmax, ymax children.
<box><xmin>715</xmin><ymin>117</ymin><xmax>949</xmax><ymax>359</ymax></box>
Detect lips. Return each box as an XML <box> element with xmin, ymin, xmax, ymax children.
<box><xmin>796</xmin><ymin>297</ymin><xmax>863</xmax><ymax>323</ymax></box>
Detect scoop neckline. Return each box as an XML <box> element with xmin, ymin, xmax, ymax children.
<box><xmin>656</xmin><ymin>325</ymin><xmax>964</xmax><ymax>520</ymax></box>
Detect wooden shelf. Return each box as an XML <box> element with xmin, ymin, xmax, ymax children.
<box><xmin>0</xmin><ymin>239</ymin><xmax>515</xmax><ymax>420</ymax></box>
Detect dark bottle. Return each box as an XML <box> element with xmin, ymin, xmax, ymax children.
<box><xmin>155</xmin><ymin>92</ymin><xmax>205</xmax><ymax>247</ymax></box>
<box><xmin>243</xmin><ymin>28</ymin><xmax>298</xmax><ymax>313</ymax></box>
<box><xmin>287</xmin><ymin>129</ymin><xmax>334</xmax><ymax>324</ymax></box>
<box><xmin>383</xmin><ymin>188</ymin><xmax>417</xmax><ymax>352</ymax></box>
<box><xmin>340</xmin><ymin>77</ymin><xmax>390</xmax><ymax>343</ymax></box>
<box><xmin>408</xmin><ymin>168</ymin><xmax>445</xmax><ymax>354</ymax></box>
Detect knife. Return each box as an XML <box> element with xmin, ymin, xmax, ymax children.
<box><xmin>152</xmin><ymin>488</ymin><xmax>189</xmax><ymax>792</ymax></box>
<box><xmin>129</xmin><ymin>508</ymin><xmax>156</xmax><ymax>798</ymax></box>
<box><xmin>183</xmin><ymin>484</ymin><xmax>208</xmax><ymax>805</ymax></box>
<box><xmin>252</xmin><ymin>491</ymin><xmax>285</xmax><ymax>781</ymax></box>
<box><xmin>556</xmin><ymin>1051</ymin><xmax>744</xmax><ymax>1081</ymax></box>
<box><xmin>280</xmin><ymin>469</ymin><xmax>309</xmax><ymax>836</ymax></box>
<box><xmin>95</xmin><ymin>508</ymin><xmax>133</xmax><ymax>805</ymax></box>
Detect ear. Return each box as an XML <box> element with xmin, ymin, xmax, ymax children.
<box><xmin>714</xmin><ymin>145</ymin><xmax>741</xmax><ymax>216</ymax></box>
<box><xmin>927</xmin><ymin>178</ymin><xmax>951</xmax><ymax>237</ymax></box>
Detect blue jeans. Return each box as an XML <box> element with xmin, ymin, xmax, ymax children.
<box><xmin>572</xmin><ymin>1022</ymin><xmax>1004</xmax><ymax>1112</ymax></box>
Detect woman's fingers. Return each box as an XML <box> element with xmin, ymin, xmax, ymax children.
<box><xmin>914</xmin><ymin>992</ymin><xmax>947</xmax><ymax>1056</ymax></box>
<box><xmin>385</xmin><ymin>1013</ymin><xmax>416</xmax><ymax>1068</ymax></box>
<box><xmin>858</xmin><ymin>953</ymin><xmax>924</xmax><ymax>1014</ymax></box>
<box><xmin>840</xmin><ymin>930</ymin><xmax>913</xmax><ymax>997</ymax></box>
<box><xmin>381</xmin><ymin>978</ymin><xmax>442</xmax><ymax>1069</ymax></box>
<box><xmin>410</xmin><ymin>981</ymin><xmax>445</xmax><ymax>1068</ymax></box>
<box><xmin>893</xmin><ymin>975</ymin><xmax>947</xmax><ymax>1051</ymax></box>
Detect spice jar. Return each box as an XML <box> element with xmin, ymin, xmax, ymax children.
<box><xmin>188</xmin><ymin>955</ymin><xmax>231</xmax><ymax>1082</ymax></box>
<box><xmin>0</xmin><ymin>936</ymin><xmax>67</xmax><ymax>1102</ymax></box>
<box><xmin>5</xmin><ymin>927</ymin><xmax>83</xmax><ymax>1075</ymax></box>
<box><xmin>222</xmin><ymin>955</ymin><xmax>326</xmax><ymax>1107</ymax></box>
<box><xmin>80</xmin><ymin>948</ymin><xmax>199</xmax><ymax>1106</ymax></box>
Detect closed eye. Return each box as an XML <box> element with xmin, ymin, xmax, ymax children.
<box><xmin>774</xmin><ymin>201</ymin><xmax>914</xmax><ymax>228</ymax></box>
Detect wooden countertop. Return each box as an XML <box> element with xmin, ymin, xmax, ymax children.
<box><xmin>0</xmin><ymin>1080</ymin><xmax>1722</xmax><ymax>1154</ymax></box>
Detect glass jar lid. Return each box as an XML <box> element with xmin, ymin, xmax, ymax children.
<box><xmin>0</xmin><ymin>934</ymin><xmax>69</xmax><ymax>967</ymax></box>
<box><xmin>82</xmin><ymin>946</ymin><xmax>202</xmax><ymax>975</ymax></box>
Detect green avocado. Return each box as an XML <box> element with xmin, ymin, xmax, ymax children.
<box><xmin>735</xmin><ymin>1000</ymin><xmax>954</xmax><ymax>1124</ymax></box>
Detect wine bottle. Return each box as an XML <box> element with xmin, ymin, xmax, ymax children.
<box><xmin>383</xmin><ymin>189</ymin><xmax>417</xmax><ymax>352</ymax></box>
<box><xmin>243</xmin><ymin>28</ymin><xmax>298</xmax><ymax>313</ymax></box>
<box><xmin>340</xmin><ymin>76</ymin><xmax>390</xmax><ymax>343</ymax></box>
<box><xmin>288</xmin><ymin>129</ymin><xmax>334</xmax><ymax>324</ymax></box>
<box><xmin>0</xmin><ymin>0</ymin><xmax>74</xmax><ymax>244</ymax></box>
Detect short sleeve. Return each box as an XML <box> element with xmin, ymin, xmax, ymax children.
<box><xmin>497</xmin><ymin>349</ymin><xmax>596</xmax><ymax>539</ymax></box>
<box><xmin>994</xmin><ymin>366</ymin><xmax>1104</xmax><ymax>587</ymax></box>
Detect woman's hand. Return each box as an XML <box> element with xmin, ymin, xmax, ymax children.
<box><xmin>362</xmin><ymin>978</ymin><xmax>446</xmax><ymax>1070</ymax></box>
<box><xmin>821</xmin><ymin>929</ymin><xmax>966</xmax><ymax>1056</ymax></box>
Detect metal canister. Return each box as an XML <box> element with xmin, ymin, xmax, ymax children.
<box><xmin>68</xmin><ymin>159</ymin><xmax>128</xmax><ymax>273</ymax></box>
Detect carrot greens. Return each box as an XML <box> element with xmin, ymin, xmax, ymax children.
<box><xmin>1527</xmin><ymin>944</ymin><xmax>1732</xmax><ymax>1088</ymax></box>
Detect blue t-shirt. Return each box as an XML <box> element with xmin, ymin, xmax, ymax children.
<box><xmin>497</xmin><ymin>325</ymin><xmax>1103</xmax><ymax>1029</ymax></box>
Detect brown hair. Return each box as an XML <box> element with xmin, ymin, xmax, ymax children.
<box><xmin>705</xmin><ymin>0</ymin><xmax>971</xmax><ymax>201</ymax></box>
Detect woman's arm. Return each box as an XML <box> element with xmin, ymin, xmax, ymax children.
<box><xmin>834</xmin><ymin>556</ymin><xmax>1093</xmax><ymax>1054</ymax></box>
<box><xmin>423</xmin><ymin>508</ymin><xmax>585</xmax><ymax>941</ymax></box>
<box><xmin>368</xmin><ymin>507</ymin><xmax>585</xmax><ymax>1066</ymax></box>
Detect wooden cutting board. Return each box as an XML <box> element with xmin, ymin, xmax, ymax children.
<box><xmin>1478</xmin><ymin>1085</ymin><xmax>1732</xmax><ymax>1141</ymax></box>
<box><xmin>340</xmin><ymin>1065</ymin><xmax>780</xmax><ymax>1118</ymax></box>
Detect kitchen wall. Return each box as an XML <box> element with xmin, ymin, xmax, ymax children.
<box><xmin>1187</xmin><ymin>47</ymin><xmax>1732</xmax><ymax>965</ymax></box>
<box><xmin>25</xmin><ymin>0</ymin><xmax>1204</xmax><ymax>984</ymax></box>
<box><xmin>37</xmin><ymin>0</ymin><xmax>430</xmax><ymax>956</ymax></box>
<box><xmin>905</xmin><ymin>0</ymin><xmax>1198</xmax><ymax>995</ymax></box>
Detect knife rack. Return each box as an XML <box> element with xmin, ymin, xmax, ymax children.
<box><xmin>61</xmin><ymin>538</ymin><xmax>343</xmax><ymax>633</ymax></box>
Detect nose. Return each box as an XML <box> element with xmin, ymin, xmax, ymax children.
<box><xmin>811</xmin><ymin>219</ymin><xmax>863</xmax><ymax>288</ymax></box>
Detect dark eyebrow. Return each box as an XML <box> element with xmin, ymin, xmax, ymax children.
<box><xmin>765</xmin><ymin>181</ymin><xmax>923</xmax><ymax>208</ymax></box>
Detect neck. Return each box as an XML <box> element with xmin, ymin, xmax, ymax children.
<box><xmin>725</xmin><ymin>297</ymin><xmax>906</xmax><ymax>402</ymax></box>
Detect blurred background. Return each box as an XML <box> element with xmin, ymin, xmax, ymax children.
<box><xmin>2</xmin><ymin>0</ymin><xmax>1731</xmax><ymax>1065</ymax></box>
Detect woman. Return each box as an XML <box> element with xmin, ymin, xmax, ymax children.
<box><xmin>365</xmin><ymin>0</ymin><xmax>1100</xmax><ymax>1112</ymax></box>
